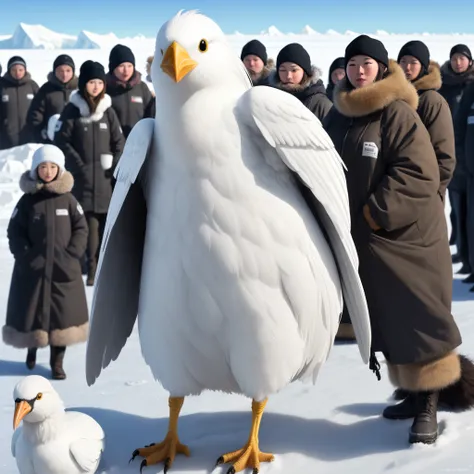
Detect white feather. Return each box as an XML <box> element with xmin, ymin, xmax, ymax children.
<box><xmin>87</xmin><ymin>10</ymin><xmax>371</xmax><ymax>402</ymax></box>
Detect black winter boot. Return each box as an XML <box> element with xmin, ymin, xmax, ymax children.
<box><xmin>86</xmin><ymin>260</ymin><xmax>96</xmax><ymax>286</ymax></box>
<box><xmin>383</xmin><ymin>392</ymin><xmax>418</xmax><ymax>419</ymax></box>
<box><xmin>26</xmin><ymin>348</ymin><xmax>37</xmax><ymax>370</ymax></box>
<box><xmin>50</xmin><ymin>346</ymin><xmax>66</xmax><ymax>380</ymax></box>
<box><xmin>462</xmin><ymin>273</ymin><xmax>474</xmax><ymax>283</ymax></box>
<box><xmin>409</xmin><ymin>391</ymin><xmax>439</xmax><ymax>444</ymax></box>
<box><xmin>392</xmin><ymin>388</ymin><xmax>409</xmax><ymax>401</ymax></box>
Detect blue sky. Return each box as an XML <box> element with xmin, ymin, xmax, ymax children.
<box><xmin>0</xmin><ymin>0</ymin><xmax>472</xmax><ymax>37</ymax></box>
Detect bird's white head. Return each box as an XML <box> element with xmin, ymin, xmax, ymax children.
<box><xmin>153</xmin><ymin>10</ymin><xmax>250</xmax><ymax>94</ymax></box>
<box><xmin>13</xmin><ymin>376</ymin><xmax>64</xmax><ymax>430</ymax></box>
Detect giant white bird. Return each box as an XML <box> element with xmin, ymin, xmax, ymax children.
<box><xmin>12</xmin><ymin>375</ymin><xmax>104</xmax><ymax>474</ymax></box>
<box><xmin>86</xmin><ymin>10</ymin><xmax>371</xmax><ymax>474</ymax></box>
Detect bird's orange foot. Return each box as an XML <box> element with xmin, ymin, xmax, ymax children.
<box><xmin>216</xmin><ymin>440</ymin><xmax>274</xmax><ymax>474</ymax></box>
<box><xmin>130</xmin><ymin>434</ymin><xmax>190</xmax><ymax>473</ymax></box>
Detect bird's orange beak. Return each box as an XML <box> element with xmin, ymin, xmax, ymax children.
<box><xmin>160</xmin><ymin>41</ymin><xmax>198</xmax><ymax>83</ymax></box>
<box><xmin>13</xmin><ymin>401</ymin><xmax>31</xmax><ymax>430</ymax></box>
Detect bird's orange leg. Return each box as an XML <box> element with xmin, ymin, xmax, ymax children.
<box><xmin>130</xmin><ymin>396</ymin><xmax>190</xmax><ymax>473</ymax></box>
<box><xmin>216</xmin><ymin>398</ymin><xmax>274</xmax><ymax>473</ymax></box>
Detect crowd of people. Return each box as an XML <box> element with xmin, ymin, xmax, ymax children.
<box><xmin>2</xmin><ymin>33</ymin><xmax>474</xmax><ymax>445</ymax></box>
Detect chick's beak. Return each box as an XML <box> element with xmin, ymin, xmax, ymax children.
<box><xmin>161</xmin><ymin>41</ymin><xmax>198</xmax><ymax>83</ymax></box>
<box><xmin>13</xmin><ymin>401</ymin><xmax>31</xmax><ymax>430</ymax></box>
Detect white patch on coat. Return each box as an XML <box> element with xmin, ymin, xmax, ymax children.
<box><xmin>76</xmin><ymin>203</ymin><xmax>84</xmax><ymax>215</ymax></box>
<box><xmin>26</xmin><ymin>93</ymin><xmax>34</xmax><ymax>100</ymax></box>
<box><xmin>131</xmin><ymin>96</ymin><xmax>143</xmax><ymax>103</ymax></box>
<box><xmin>99</xmin><ymin>123</ymin><xmax>108</xmax><ymax>130</ymax></box>
<box><xmin>11</xmin><ymin>207</ymin><xmax>18</xmax><ymax>219</ymax></box>
<box><xmin>2</xmin><ymin>95</ymin><xmax>9</xmax><ymax>102</ymax></box>
<box><xmin>468</xmin><ymin>116</ymin><xmax>474</xmax><ymax>125</ymax></box>
<box><xmin>69</xmin><ymin>91</ymin><xmax>112</xmax><ymax>123</ymax></box>
<box><xmin>56</xmin><ymin>209</ymin><xmax>69</xmax><ymax>216</ymax></box>
<box><xmin>362</xmin><ymin>142</ymin><xmax>379</xmax><ymax>159</ymax></box>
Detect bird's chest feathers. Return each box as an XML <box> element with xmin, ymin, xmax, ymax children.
<box><xmin>23</xmin><ymin>416</ymin><xmax>63</xmax><ymax>445</ymax></box>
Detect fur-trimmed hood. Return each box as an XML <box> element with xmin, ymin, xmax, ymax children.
<box><xmin>440</xmin><ymin>60</ymin><xmax>474</xmax><ymax>86</ymax></box>
<box><xmin>106</xmin><ymin>70</ymin><xmax>143</xmax><ymax>90</ymax></box>
<box><xmin>269</xmin><ymin>65</ymin><xmax>327</xmax><ymax>98</ymax></box>
<box><xmin>1</xmin><ymin>72</ymin><xmax>33</xmax><ymax>87</ymax></box>
<box><xmin>412</xmin><ymin>61</ymin><xmax>442</xmax><ymax>92</ymax></box>
<box><xmin>333</xmin><ymin>59</ymin><xmax>419</xmax><ymax>117</ymax></box>
<box><xmin>47</xmin><ymin>72</ymin><xmax>78</xmax><ymax>90</ymax></box>
<box><xmin>20</xmin><ymin>170</ymin><xmax>74</xmax><ymax>195</ymax></box>
<box><xmin>69</xmin><ymin>90</ymin><xmax>112</xmax><ymax>122</ymax></box>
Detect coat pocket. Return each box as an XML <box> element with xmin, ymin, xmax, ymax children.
<box><xmin>53</xmin><ymin>248</ymin><xmax>79</xmax><ymax>283</ymax></box>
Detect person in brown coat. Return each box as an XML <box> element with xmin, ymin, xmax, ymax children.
<box><xmin>269</xmin><ymin>43</ymin><xmax>332</xmax><ymax>122</ymax></box>
<box><xmin>323</xmin><ymin>35</ymin><xmax>474</xmax><ymax>445</ymax></box>
<box><xmin>398</xmin><ymin>41</ymin><xmax>455</xmax><ymax>201</ymax></box>
<box><xmin>3</xmin><ymin>145</ymin><xmax>88</xmax><ymax>380</ymax></box>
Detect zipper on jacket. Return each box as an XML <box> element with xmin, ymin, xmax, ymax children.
<box><xmin>341</xmin><ymin>118</ymin><xmax>354</xmax><ymax>158</ymax></box>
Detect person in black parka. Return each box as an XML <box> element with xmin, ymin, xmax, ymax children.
<box><xmin>439</xmin><ymin>45</ymin><xmax>474</xmax><ymax>258</ymax></box>
<box><xmin>0</xmin><ymin>56</ymin><xmax>39</xmax><ymax>149</ymax></box>
<box><xmin>106</xmin><ymin>44</ymin><xmax>155</xmax><ymax>138</ymax></box>
<box><xmin>27</xmin><ymin>54</ymin><xmax>78</xmax><ymax>144</ymax></box>
<box><xmin>3</xmin><ymin>144</ymin><xmax>89</xmax><ymax>380</ymax></box>
<box><xmin>54</xmin><ymin>60</ymin><xmax>124</xmax><ymax>286</ymax></box>
<box><xmin>326</xmin><ymin>57</ymin><xmax>345</xmax><ymax>101</ymax></box>
<box><xmin>269</xmin><ymin>43</ymin><xmax>333</xmax><ymax>122</ymax></box>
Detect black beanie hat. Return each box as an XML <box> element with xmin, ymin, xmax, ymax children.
<box><xmin>8</xmin><ymin>56</ymin><xmax>26</xmax><ymax>70</ymax></box>
<box><xmin>329</xmin><ymin>57</ymin><xmax>345</xmax><ymax>79</ymax></box>
<box><xmin>53</xmin><ymin>54</ymin><xmax>75</xmax><ymax>73</ymax></box>
<box><xmin>450</xmin><ymin>44</ymin><xmax>472</xmax><ymax>61</ymax></box>
<box><xmin>345</xmin><ymin>35</ymin><xmax>389</xmax><ymax>68</ymax></box>
<box><xmin>277</xmin><ymin>43</ymin><xmax>312</xmax><ymax>76</ymax></box>
<box><xmin>398</xmin><ymin>41</ymin><xmax>430</xmax><ymax>70</ymax></box>
<box><xmin>109</xmin><ymin>44</ymin><xmax>135</xmax><ymax>72</ymax></box>
<box><xmin>241</xmin><ymin>39</ymin><xmax>268</xmax><ymax>65</ymax></box>
<box><xmin>78</xmin><ymin>60</ymin><xmax>106</xmax><ymax>91</ymax></box>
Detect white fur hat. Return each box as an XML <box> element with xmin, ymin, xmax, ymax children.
<box><xmin>30</xmin><ymin>144</ymin><xmax>65</xmax><ymax>179</ymax></box>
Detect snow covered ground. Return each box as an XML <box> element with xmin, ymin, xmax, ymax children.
<box><xmin>0</xmin><ymin>28</ymin><xmax>474</xmax><ymax>474</ymax></box>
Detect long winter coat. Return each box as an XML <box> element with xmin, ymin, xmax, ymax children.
<box><xmin>106</xmin><ymin>70</ymin><xmax>155</xmax><ymax>138</ymax></box>
<box><xmin>54</xmin><ymin>91</ymin><xmax>125</xmax><ymax>214</ymax></box>
<box><xmin>454</xmin><ymin>83</ymin><xmax>474</xmax><ymax>177</ymax></box>
<box><xmin>323</xmin><ymin>60</ymin><xmax>461</xmax><ymax>366</ymax></box>
<box><xmin>269</xmin><ymin>66</ymin><xmax>333</xmax><ymax>122</ymax></box>
<box><xmin>3</xmin><ymin>171</ymin><xmax>89</xmax><ymax>349</ymax></box>
<box><xmin>27</xmin><ymin>72</ymin><xmax>78</xmax><ymax>144</ymax></box>
<box><xmin>0</xmin><ymin>72</ymin><xmax>39</xmax><ymax>149</ymax></box>
<box><xmin>411</xmin><ymin>61</ymin><xmax>455</xmax><ymax>198</ymax></box>
<box><xmin>439</xmin><ymin>61</ymin><xmax>474</xmax><ymax>117</ymax></box>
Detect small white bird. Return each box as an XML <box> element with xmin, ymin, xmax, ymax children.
<box><xmin>86</xmin><ymin>10</ymin><xmax>371</xmax><ymax>474</ymax></box>
<box><xmin>12</xmin><ymin>375</ymin><xmax>105</xmax><ymax>474</ymax></box>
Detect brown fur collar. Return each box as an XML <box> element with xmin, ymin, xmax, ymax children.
<box><xmin>1</xmin><ymin>72</ymin><xmax>33</xmax><ymax>86</ymax></box>
<box><xmin>20</xmin><ymin>170</ymin><xmax>74</xmax><ymax>195</ymax></box>
<box><xmin>413</xmin><ymin>61</ymin><xmax>442</xmax><ymax>91</ymax></box>
<box><xmin>47</xmin><ymin>72</ymin><xmax>78</xmax><ymax>90</ymax></box>
<box><xmin>440</xmin><ymin>61</ymin><xmax>474</xmax><ymax>86</ymax></box>
<box><xmin>333</xmin><ymin>59</ymin><xmax>419</xmax><ymax>117</ymax></box>
<box><xmin>106</xmin><ymin>70</ymin><xmax>142</xmax><ymax>90</ymax></box>
<box><xmin>268</xmin><ymin>65</ymin><xmax>323</xmax><ymax>91</ymax></box>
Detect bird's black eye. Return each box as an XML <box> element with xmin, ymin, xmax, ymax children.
<box><xmin>36</xmin><ymin>393</ymin><xmax>43</xmax><ymax>400</ymax></box>
<box><xmin>198</xmin><ymin>39</ymin><xmax>208</xmax><ymax>52</ymax></box>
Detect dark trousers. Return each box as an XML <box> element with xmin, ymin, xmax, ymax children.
<box><xmin>85</xmin><ymin>212</ymin><xmax>107</xmax><ymax>273</ymax></box>
<box><xmin>451</xmin><ymin>189</ymin><xmax>470</xmax><ymax>268</ymax></box>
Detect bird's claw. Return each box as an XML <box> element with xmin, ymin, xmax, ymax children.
<box><xmin>129</xmin><ymin>449</ymin><xmax>139</xmax><ymax>463</ymax></box>
<box><xmin>226</xmin><ymin>468</ymin><xmax>235</xmax><ymax>474</ymax></box>
<box><xmin>216</xmin><ymin>456</ymin><xmax>224</xmax><ymax>466</ymax></box>
<box><xmin>164</xmin><ymin>457</ymin><xmax>171</xmax><ymax>474</ymax></box>
<box><xmin>139</xmin><ymin>459</ymin><xmax>147</xmax><ymax>473</ymax></box>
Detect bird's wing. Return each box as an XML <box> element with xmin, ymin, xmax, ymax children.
<box><xmin>68</xmin><ymin>412</ymin><xmax>105</xmax><ymax>473</ymax></box>
<box><xmin>236</xmin><ymin>86</ymin><xmax>371</xmax><ymax>363</ymax></box>
<box><xmin>86</xmin><ymin>118</ymin><xmax>154</xmax><ymax>386</ymax></box>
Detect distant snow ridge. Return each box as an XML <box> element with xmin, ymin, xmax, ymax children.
<box><xmin>73</xmin><ymin>30</ymin><xmax>119</xmax><ymax>49</ymax></box>
<box><xmin>261</xmin><ymin>26</ymin><xmax>284</xmax><ymax>36</ymax></box>
<box><xmin>301</xmin><ymin>25</ymin><xmax>320</xmax><ymax>35</ymax></box>
<box><xmin>0</xmin><ymin>23</ymin><xmax>76</xmax><ymax>49</ymax></box>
